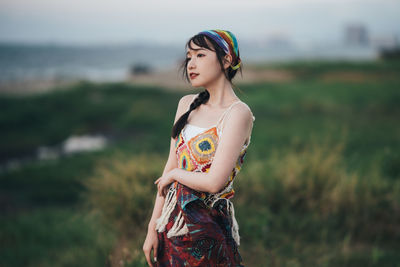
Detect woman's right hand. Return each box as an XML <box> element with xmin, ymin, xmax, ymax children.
<box><xmin>143</xmin><ymin>227</ymin><xmax>159</xmax><ymax>267</ymax></box>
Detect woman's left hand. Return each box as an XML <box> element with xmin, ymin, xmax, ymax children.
<box><xmin>154</xmin><ymin>169</ymin><xmax>178</xmax><ymax>197</ymax></box>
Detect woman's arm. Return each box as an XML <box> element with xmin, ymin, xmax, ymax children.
<box><xmin>168</xmin><ymin>103</ymin><xmax>254</xmax><ymax>194</ymax></box>
<box><xmin>146</xmin><ymin>94</ymin><xmax>197</xmax><ymax>232</ymax></box>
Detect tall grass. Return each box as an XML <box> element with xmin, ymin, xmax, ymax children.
<box><xmin>236</xmin><ymin>136</ymin><xmax>400</xmax><ymax>266</ymax></box>
<box><xmin>79</xmin><ymin>136</ymin><xmax>400</xmax><ymax>266</ymax></box>
<box><xmin>80</xmin><ymin>152</ymin><xmax>165</xmax><ymax>266</ymax></box>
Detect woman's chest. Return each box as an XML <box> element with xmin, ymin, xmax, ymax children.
<box><xmin>175</xmin><ymin>125</ymin><xmax>219</xmax><ymax>172</ymax></box>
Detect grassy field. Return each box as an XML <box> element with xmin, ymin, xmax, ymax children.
<box><xmin>1</xmin><ymin>59</ymin><xmax>399</xmax><ymax>267</ymax></box>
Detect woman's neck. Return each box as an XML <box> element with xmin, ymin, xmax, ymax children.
<box><xmin>204</xmin><ymin>77</ymin><xmax>238</xmax><ymax>108</ymax></box>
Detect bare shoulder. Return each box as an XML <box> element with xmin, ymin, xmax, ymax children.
<box><xmin>229</xmin><ymin>101</ymin><xmax>256</xmax><ymax>124</ymax></box>
<box><xmin>179</xmin><ymin>93</ymin><xmax>198</xmax><ymax>107</ymax></box>
<box><xmin>174</xmin><ymin>93</ymin><xmax>198</xmax><ymax>119</ymax></box>
<box><xmin>221</xmin><ymin>100</ymin><xmax>255</xmax><ymax>143</ymax></box>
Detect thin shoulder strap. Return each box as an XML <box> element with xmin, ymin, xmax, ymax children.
<box><xmin>216</xmin><ymin>100</ymin><xmax>242</xmax><ymax>130</ymax></box>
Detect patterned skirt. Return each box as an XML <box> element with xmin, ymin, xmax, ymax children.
<box><xmin>156</xmin><ymin>184</ymin><xmax>244</xmax><ymax>266</ymax></box>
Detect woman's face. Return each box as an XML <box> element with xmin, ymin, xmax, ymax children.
<box><xmin>186</xmin><ymin>40</ymin><xmax>224</xmax><ymax>88</ymax></box>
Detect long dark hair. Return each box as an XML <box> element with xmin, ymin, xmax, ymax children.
<box><xmin>171</xmin><ymin>33</ymin><xmax>243</xmax><ymax>139</ymax></box>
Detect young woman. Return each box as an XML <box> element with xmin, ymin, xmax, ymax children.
<box><xmin>143</xmin><ymin>29</ymin><xmax>255</xmax><ymax>266</ymax></box>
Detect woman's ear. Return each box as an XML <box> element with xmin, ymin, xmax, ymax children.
<box><xmin>223</xmin><ymin>54</ymin><xmax>233</xmax><ymax>70</ymax></box>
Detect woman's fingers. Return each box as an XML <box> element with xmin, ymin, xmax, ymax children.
<box><xmin>153</xmin><ymin>243</ymin><xmax>158</xmax><ymax>265</ymax></box>
<box><xmin>163</xmin><ymin>187</ymin><xmax>167</xmax><ymax>197</ymax></box>
<box><xmin>158</xmin><ymin>184</ymin><xmax>162</xmax><ymax>197</ymax></box>
<box><xmin>156</xmin><ymin>178</ymin><xmax>169</xmax><ymax>197</ymax></box>
<box><xmin>143</xmin><ymin>247</ymin><xmax>154</xmax><ymax>267</ymax></box>
<box><xmin>156</xmin><ymin>178</ymin><xmax>161</xmax><ymax>196</ymax></box>
<box><xmin>160</xmin><ymin>183</ymin><xmax>166</xmax><ymax>197</ymax></box>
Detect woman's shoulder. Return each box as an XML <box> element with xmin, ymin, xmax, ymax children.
<box><xmin>232</xmin><ymin>100</ymin><xmax>256</xmax><ymax>122</ymax></box>
<box><xmin>178</xmin><ymin>93</ymin><xmax>198</xmax><ymax>108</ymax></box>
<box><xmin>175</xmin><ymin>93</ymin><xmax>198</xmax><ymax>117</ymax></box>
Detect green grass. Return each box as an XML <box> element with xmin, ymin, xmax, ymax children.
<box><xmin>0</xmin><ymin>81</ymin><xmax>186</xmax><ymax>160</ymax></box>
<box><xmin>1</xmin><ymin>60</ymin><xmax>399</xmax><ymax>266</ymax></box>
<box><xmin>0</xmin><ymin>206</ymin><xmax>117</xmax><ymax>267</ymax></box>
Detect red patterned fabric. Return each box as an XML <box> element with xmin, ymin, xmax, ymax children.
<box><xmin>155</xmin><ymin>97</ymin><xmax>254</xmax><ymax>266</ymax></box>
<box><xmin>157</xmin><ymin>182</ymin><xmax>244</xmax><ymax>266</ymax></box>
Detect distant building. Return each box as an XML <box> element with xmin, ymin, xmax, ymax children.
<box><xmin>129</xmin><ymin>63</ymin><xmax>152</xmax><ymax>76</ymax></box>
<box><xmin>344</xmin><ymin>23</ymin><xmax>369</xmax><ymax>47</ymax></box>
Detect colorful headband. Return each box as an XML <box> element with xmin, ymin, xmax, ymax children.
<box><xmin>198</xmin><ymin>29</ymin><xmax>241</xmax><ymax>70</ymax></box>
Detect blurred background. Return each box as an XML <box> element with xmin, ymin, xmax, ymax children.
<box><xmin>1</xmin><ymin>0</ymin><xmax>399</xmax><ymax>266</ymax></box>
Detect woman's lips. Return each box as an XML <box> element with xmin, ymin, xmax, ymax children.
<box><xmin>190</xmin><ymin>73</ymin><xmax>199</xmax><ymax>79</ymax></box>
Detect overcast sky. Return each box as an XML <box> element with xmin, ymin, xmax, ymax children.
<box><xmin>0</xmin><ymin>0</ymin><xmax>399</xmax><ymax>46</ymax></box>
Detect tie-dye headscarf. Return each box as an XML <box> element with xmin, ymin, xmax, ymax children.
<box><xmin>198</xmin><ymin>29</ymin><xmax>242</xmax><ymax>70</ymax></box>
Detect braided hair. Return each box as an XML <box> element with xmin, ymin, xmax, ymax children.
<box><xmin>171</xmin><ymin>90</ymin><xmax>210</xmax><ymax>139</ymax></box>
<box><xmin>172</xmin><ymin>31</ymin><xmax>243</xmax><ymax>139</ymax></box>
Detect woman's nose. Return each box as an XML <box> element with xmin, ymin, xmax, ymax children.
<box><xmin>188</xmin><ymin>58</ymin><xmax>196</xmax><ymax>69</ymax></box>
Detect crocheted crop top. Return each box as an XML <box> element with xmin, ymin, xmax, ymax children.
<box><xmin>155</xmin><ymin>94</ymin><xmax>255</xmax><ymax>246</ymax></box>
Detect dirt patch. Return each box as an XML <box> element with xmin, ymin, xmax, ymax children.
<box><xmin>238</xmin><ymin>67</ymin><xmax>295</xmax><ymax>84</ymax></box>
<box><xmin>126</xmin><ymin>66</ymin><xmax>295</xmax><ymax>91</ymax></box>
<box><xmin>320</xmin><ymin>71</ymin><xmax>398</xmax><ymax>83</ymax></box>
<box><xmin>0</xmin><ymin>65</ymin><xmax>295</xmax><ymax>96</ymax></box>
<box><xmin>127</xmin><ymin>69</ymin><xmax>189</xmax><ymax>91</ymax></box>
<box><xmin>0</xmin><ymin>79</ymin><xmax>78</xmax><ymax>96</ymax></box>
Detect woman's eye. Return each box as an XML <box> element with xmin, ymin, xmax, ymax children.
<box><xmin>186</xmin><ymin>54</ymin><xmax>203</xmax><ymax>62</ymax></box>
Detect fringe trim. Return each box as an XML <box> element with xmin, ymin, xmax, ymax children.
<box><xmin>166</xmin><ymin>210</ymin><xmax>189</xmax><ymax>238</ymax></box>
<box><xmin>224</xmin><ymin>198</ymin><xmax>241</xmax><ymax>246</ymax></box>
<box><xmin>155</xmin><ymin>186</ymin><xmax>177</xmax><ymax>233</ymax></box>
<box><xmin>155</xmin><ymin>184</ymin><xmax>240</xmax><ymax>245</ymax></box>
<box><xmin>155</xmin><ymin>185</ymin><xmax>189</xmax><ymax>238</ymax></box>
